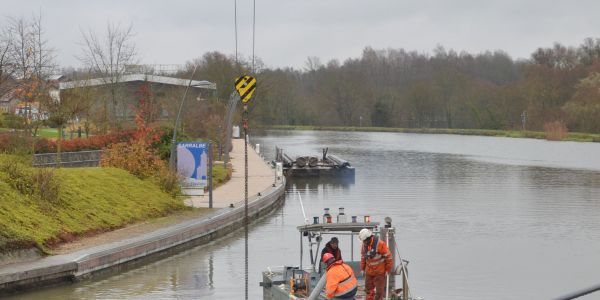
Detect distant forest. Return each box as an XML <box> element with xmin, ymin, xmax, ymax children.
<box><xmin>185</xmin><ymin>38</ymin><xmax>600</xmax><ymax>134</ymax></box>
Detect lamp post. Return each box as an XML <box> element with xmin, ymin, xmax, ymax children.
<box><xmin>521</xmin><ymin>110</ymin><xmax>527</xmax><ymax>131</ymax></box>
<box><xmin>169</xmin><ymin>65</ymin><xmax>199</xmax><ymax>171</ymax></box>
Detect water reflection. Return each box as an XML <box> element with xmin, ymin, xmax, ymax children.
<box><xmin>290</xmin><ymin>177</ymin><xmax>355</xmax><ymax>191</ymax></box>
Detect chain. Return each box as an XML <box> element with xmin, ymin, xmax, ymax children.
<box><xmin>243</xmin><ymin>105</ymin><xmax>249</xmax><ymax>300</ymax></box>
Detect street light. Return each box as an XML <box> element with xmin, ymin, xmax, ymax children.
<box><xmin>169</xmin><ymin>65</ymin><xmax>199</xmax><ymax>171</ymax></box>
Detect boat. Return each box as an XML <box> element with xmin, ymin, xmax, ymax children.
<box><xmin>260</xmin><ymin>210</ymin><xmax>420</xmax><ymax>299</ymax></box>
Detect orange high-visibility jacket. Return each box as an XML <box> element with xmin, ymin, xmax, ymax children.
<box><xmin>325</xmin><ymin>261</ymin><xmax>358</xmax><ymax>299</ymax></box>
<box><xmin>360</xmin><ymin>237</ymin><xmax>393</xmax><ymax>275</ymax></box>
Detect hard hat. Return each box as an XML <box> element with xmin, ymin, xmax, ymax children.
<box><xmin>322</xmin><ymin>253</ymin><xmax>335</xmax><ymax>264</ymax></box>
<box><xmin>358</xmin><ymin>228</ymin><xmax>372</xmax><ymax>241</ymax></box>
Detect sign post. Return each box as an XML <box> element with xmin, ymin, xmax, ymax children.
<box><xmin>176</xmin><ymin>141</ymin><xmax>209</xmax><ymax>195</ymax></box>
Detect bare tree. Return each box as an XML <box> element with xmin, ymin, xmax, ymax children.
<box><xmin>78</xmin><ymin>23</ymin><xmax>138</xmax><ymax>131</ymax></box>
<box><xmin>0</xmin><ymin>25</ymin><xmax>15</xmax><ymax>94</ymax></box>
<box><xmin>4</xmin><ymin>14</ymin><xmax>55</xmax><ymax>133</ymax></box>
<box><xmin>30</xmin><ymin>14</ymin><xmax>55</xmax><ymax>78</ymax></box>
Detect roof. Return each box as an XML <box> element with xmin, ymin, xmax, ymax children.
<box><xmin>47</xmin><ymin>74</ymin><xmax>65</xmax><ymax>81</ymax></box>
<box><xmin>297</xmin><ymin>222</ymin><xmax>380</xmax><ymax>233</ymax></box>
<box><xmin>0</xmin><ymin>89</ymin><xmax>18</xmax><ymax>103</ymax></box>
<box><xmin>59</xmin><ymin>74</ymin><xmax>217</xmax><ymax>90</ymax></box>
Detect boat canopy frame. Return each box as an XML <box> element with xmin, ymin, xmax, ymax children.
<box><xmin>297</xmin><ymin>222</ymin><xmax>380</xmax><ymax>271</ymax></box>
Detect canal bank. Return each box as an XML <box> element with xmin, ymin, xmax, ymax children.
<box><xmin>0</xmin><ymin>138</ymin><xmax>285</xmax><ymax>294</ymax></box>
<box><xmin>264</xmin><ymin>125</ymin><xmax>600</xmax><ymax>143</ymax></box>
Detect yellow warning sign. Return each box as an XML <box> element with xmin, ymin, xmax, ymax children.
<box><xmin>235</xmin><ymin>75</ymin><xmax>257</xmax><ymax>103</ymax></box>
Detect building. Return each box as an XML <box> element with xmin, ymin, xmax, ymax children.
<box><xmin>58</xmin><ymin>73</ymin><xmax>217</xmax><ymax>121</ymax></box>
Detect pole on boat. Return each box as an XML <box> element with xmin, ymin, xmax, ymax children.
<box><xmin>297</xmin><ymin>191</ymin><xmax>316</xmax><ymax>270</ymax></box>
<box><xmin>385</xmin><ymin>228</ymin><xmax>391</xmax><ymax>300</ymax></box>
<box><xmin>308</xmin><ymin>272</ymin><xmax>328</xmax><ymax>300</ymax></box>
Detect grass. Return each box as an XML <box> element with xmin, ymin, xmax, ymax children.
<box><xmin>35</xmin><ymin>128</ymin><xmax>59</xmax><ymax>139</ymax></box>
<box><xmin>0</xmin><ymin>127</ymin><xmax>58</xmax><ymax>139</ymax></box>
<box><xmin>264</xmin><ymin>125</ymin><xmax>600</xmax><ymax>142</ymax></box>
<box><xmin>0</xmin><ymin>154</ymin><xmax>189</xmax><ymax>254</ymax></box>
<box><xmin>212</xmin><ymin>164</ymin><xmax>231</xmax><ymax>189</ymax></box>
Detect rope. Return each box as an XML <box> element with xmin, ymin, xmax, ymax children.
<box><xmin>234</xmin><ymin>0</ymin><xmax>238</xmax><ymax>65</ymax></box>
<box><xmin>244</xmin><ymin>108</ymin><xmax>249</xmax><ymax>300</ymax></box>
<box><xmin>252</xmin><ymin>0</ymin><xmax>256</xmax><ymax>72</ymax></box>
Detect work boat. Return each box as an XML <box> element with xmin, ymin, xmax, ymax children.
<box><xmin>260</xmin><ymin>210</ymin><xmax>421</xmax><ymax>300</ymax></box>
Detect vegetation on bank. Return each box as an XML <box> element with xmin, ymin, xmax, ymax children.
<box><xmin>212</xmin><ymin>164</ymin><xmax>231</xmax><ymax>189</ymax></box>
<box><xmin>0</xmin><ymin>155</ymin><xmax>187</xmax><ymax>254</ymax></box>
<box><xmin>265</xmin><ymin>125</ymin><xmax>600</xmax><ymax>142</ymax></box>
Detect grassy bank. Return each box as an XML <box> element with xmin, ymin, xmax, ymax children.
<box><xmin>0</xmin><ymin>155</ymin><xmax>189</xmax><ymax>254</ymax></box>
<box><xmin>264</xmin><ymin>125</ymin><xmax>600</xmax><ymax>142</ymax></box>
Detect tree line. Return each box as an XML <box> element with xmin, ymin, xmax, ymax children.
<box><xmin>245</xmin><ymin>41</ymin><xmax>600</xmax><ymax>133</ymax></box>
<box><xmin>3</xmin><ymin>13</ymin><xmax>600</xmax><ymax>137</ymax></box>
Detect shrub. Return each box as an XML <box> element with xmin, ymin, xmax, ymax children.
<box><xmin>150</xmin><ymin>126</ymin><xmax>191</xmax><ymax>161</ymax></box>
<box><xmin>0</xmin><ymin>157</ymin><xmax>60</xmax><ymax>204</ymax></box>
<box><xmin>33</xmin><ymin>168</ymin><xmax>60</xmax><ymax>204</ymax></box>
<box><xmin>29</xmin><ymin>130</ymin><xmax>137</xmax><ymax>154</ymax></box>
<box><xmin>101</xmin><ymin>140</ymin><xmax>180</xmax><ymax>196</ymax></box>
<box><xmin>0</xmin><ymin>133</ymin><xmax>34</xmax><ymax>154</ymax></box>
<box><xmin>0</xmin><ymin>158</ymin><xmax>35</xmax><ymax>195</ymax></box>
<box><xmin>3</xmin><ymin>114</ymin><xmax>26</xmax><ymax>129</ymax></box>
<box><xmin>544</xmin><ymin>120</ymin><xmax>568</xmax><ymax>141</ymax></box>
<box><xmin>155</xmin><ymin>166</ymin><xmax>181</xmax><ymax>197</ymax></box>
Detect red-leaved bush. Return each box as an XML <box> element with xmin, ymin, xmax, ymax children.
<box><xmin>100</xmin><ymin>86</ymin><xmax>180</xmax><ymax>195</ymax></box>
<box><xmin>35</xmin><ymin>130</ymin><xmax>135</xmax><ymax>153</ymax></box>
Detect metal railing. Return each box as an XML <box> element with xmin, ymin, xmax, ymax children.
<box><xmin>33</xmin><ymin>150</ymin><xmax>103</xmax><ymax>168</ymax></box>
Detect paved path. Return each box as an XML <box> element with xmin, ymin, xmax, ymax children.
<box><xmin>184</xmin><ymin>138</ymin><xmax>277</xmax><ymax>208</ymax></box>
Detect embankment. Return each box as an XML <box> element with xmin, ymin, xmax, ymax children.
<box><xmin>264</xmin><ymin>125</ymin><xmax>600</xmax><ymax>142</ymax></box>
<box><xmin>0</xmin><ymin>155</ymin><xmax>186</xmax><ymax>255</ymax></box>
<box><xmin>0</xmin><ymin>151</ymin><xmax>285</xmax><ymax>294</ymax></box>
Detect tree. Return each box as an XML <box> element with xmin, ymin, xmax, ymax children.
<box><xmin>78</xmin><ymin>23</ymin><xmax>138</xmax><ymax>131</ymax></box>
<box><xmin>0</xmin><ymin>25</ymin><xmax>15</xmax><ymax>94</ymax></box>
<box><xmin>5</xmin><ymin>14</ymin><xmax>55</xmax><ymax>134</ymax></box>
<box><xmin>371</xmin><ymin>100</ymin><xmax>391</xmax><ymax>127</ymax></box>
<box><xmin>562</xmin><ymin>72</ymin><xmax>600</xmax><ymax>133</ymax></box>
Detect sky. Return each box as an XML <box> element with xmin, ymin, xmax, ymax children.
<box><xmin>4</xmin><ymin>0</ymin><xmax>600</xmax><ymax>70</ymax></box>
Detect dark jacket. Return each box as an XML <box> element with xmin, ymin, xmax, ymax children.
<box><xmin>320</xmin><ymin>242</ymin><xmax>342</xmax><ymax>271</ymax></box>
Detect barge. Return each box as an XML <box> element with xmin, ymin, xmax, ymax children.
<box><xmin>274</xmin><ymin>147</ymin><xmax>355</xmax><ymax>179</ymax></box>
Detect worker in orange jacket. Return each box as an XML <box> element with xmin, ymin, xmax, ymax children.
<box><xmin>322</xmin><ymin>252</ymin><xmax>358</xmax><ymax>299</ymax></box>
<box><xmin>359</xmin><ymin>228</ymin><xmax>393</xmax><ymax>300</ymax></box>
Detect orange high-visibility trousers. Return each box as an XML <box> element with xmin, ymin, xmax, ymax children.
<box><xmin>365</xmin><ymin>274</ymin><xmax>386</xmax><ymax>300</ymax></box>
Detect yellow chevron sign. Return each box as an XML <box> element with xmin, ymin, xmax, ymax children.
<box><xmin>235</xmin><ymin>75</ymin><xmax>257</xmax><ymax>103</ymax></box>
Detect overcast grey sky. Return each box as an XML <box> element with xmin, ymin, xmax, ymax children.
<box><xmin>4</xmin><ymin>0</ymin><xmax>600</xmax><ymax>70</ymax></box>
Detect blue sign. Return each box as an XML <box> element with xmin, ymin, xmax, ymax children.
<box><xmin>177</xmin><ymin>142</ymin><xmax>209</xmax><ymax>188</ymax></box>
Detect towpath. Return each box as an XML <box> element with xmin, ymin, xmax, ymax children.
<box><xmin>185</xmin><ymin>138</ymin><xmax>276</xmax><ymax>208</ymax></box>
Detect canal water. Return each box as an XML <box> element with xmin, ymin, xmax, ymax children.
<box><xmin>12</xmin><ymin>130</ymin><xmax>600</xmax><ymax>300</ymax></box>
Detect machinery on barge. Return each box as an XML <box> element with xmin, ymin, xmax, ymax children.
<box><xmin>260</xmin><ymin>208</ymin><xmax>419</xmax><ymax>300</ymax></box>
<box><xmin>274</xmin><ymin>147</ymin><xmax>355</xmax><ymax>179</ymax></box>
